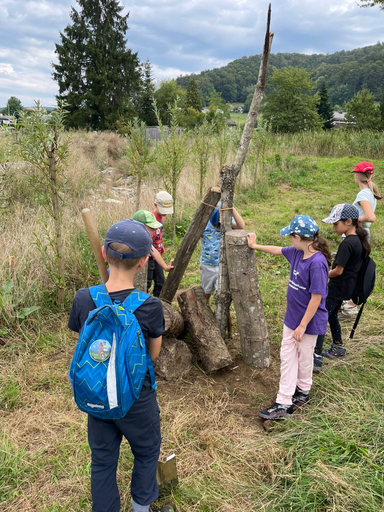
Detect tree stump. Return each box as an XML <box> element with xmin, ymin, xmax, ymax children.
<box><xmin>154</xmin><ymin>337</ymin><xmax>192</xmax><ymax>380</ymax></box>
<box><xmin>177</xmin><ymin>286</ymin><xmax>232</xmax><ymax>372</ymax></box>
<box><xmin>225</xmin><ymin>230</ymin><xmax>270</xmax><ymax>368</ymax></box>
<box><xmin>162</xmin><ymin>301</ymin><xmax>184</xmax><ymax>337</ymax></box>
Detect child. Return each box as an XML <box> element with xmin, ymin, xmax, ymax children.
<box><xmin>68</xmin><ymin>219</ymin><xmax>173</xmax><ymax>512</ymax></box>
<box><xmin>200</xmin><ymin>202</ymin><xmax>245</xmax><ymax>302</ymax></box>
<box><xmin>314</xmin><ymin>203</ymin><xmax>370</xmax><ymax>367</ymax></box>
<box><xmin>133</xmin><ymin>210</ymin><xmax>174</xmax><ymax>273</ymax></box>
<box><xmin>247</xmin><ymin>215</ymin><xmax>331</xmax><ymax>420</ymax></box>
<box><xmin>339</xmin><ymin>162</ymin><xmax>382</xmax><ymax>318</ymax></box>
<box><xmin>148</xmin><ymin>191</ymin><xmax>173</xmax><ymax>297</ymax></box>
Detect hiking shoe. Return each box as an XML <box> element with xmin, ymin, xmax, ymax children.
<box><xmin>258</xmin><ymin>402</ymin><xmax>294</xmax><ymax>420</ymax></box>
<box><xmin>313</xmin><ymin>353</ymin><xmax>323</xmax><ymax>374</ymax></box>
<box><xmin>338</xmin><ymin>301</ymin><xmax>358</xmax><ymax>319</ymax></box>
<box><xmin>150</xmin><ymin>506</ymin><xmax>175</xmax><ymax>512</ymax></box>
<box><xmin>322</xmin><ymin>343</ymin><xmax>346</xmax><ymax>359</ymax></box>
<box><xmin>292</xmin><ymin>387</ymin><xmax>309</xmax><ymax>407</ymax></box>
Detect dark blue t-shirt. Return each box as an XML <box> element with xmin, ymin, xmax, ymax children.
<box><xmin>68</xmin><ymin>287</ymin><xmax>165</xmax><ymax>400</ymax></box>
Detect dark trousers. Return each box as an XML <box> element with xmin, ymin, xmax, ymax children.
<box><xmin>147</xmin><ymin>257</ymin><xmax>165</xmax><ymax>297</ymax></box>
<box><xmin>315</xmin><ymin>298</ymin><xmax>343</xmax><ymax>354</ymax></box>
<box><xmin>87</xmin><ymin>387</ymin><xmax>161</xmax><ymax>512</ymax></box>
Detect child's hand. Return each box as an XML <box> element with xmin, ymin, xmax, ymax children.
<box><xmin>247</xmin><ymin>232</ymin><xmax>257</xmax><ymax>249</ymax></box>
<box><xmin>165</xmin><ymin>263</ymin><xmax>174</xmax><ymax>272</ymax></box>
<box><xmin>293</xmin><ymin>324</ymin><xmax>306</xmax><ymax>343</ymax></box>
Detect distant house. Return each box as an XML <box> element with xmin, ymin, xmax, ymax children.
<box><xmin>201</xmin><ymin>107</ymin><xmax>209</xmax><ymax>114</ymax></box>
<box><xmin>0</xmin><ymin>114</ymin><xmax>11</xmax><ymax>126</ymax></box>
<box><xmin>227</xmin><ymin>119</ymin><xmax>237</xmax><ymax>128</ymax></box>
<box><xmin>332</xmin><ymin>111</ymin><xmax>355</xmax><ymax>129</ymax></box>
<box><xmin>145</xmin><ymin>126</ymin><xmax>185</xmax><ymax>142</ymax></box>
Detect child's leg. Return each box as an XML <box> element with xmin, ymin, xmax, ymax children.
<box><xmin>296</xmin><ymin>331</ymin><xmax>318</xmax><ymax>392</ymax></box>
<box><xmin>147</xmin><ymin>257</ymin><xmax>155</xmax><ymax>292</ymax></box>
<box><xmin>315</xmin><ymin>298</ymin><xmax>342</xmax><ymax>354</ymax></box>
<box><xmin>116</xmin><ymin>390</ymin><xmax>161</xmax><ymax>509</ymax></box>
<box><xmin>328</xmin><ymin>299</ymin><xmax>343</xmax><ymax>345</ymax></box>
<box><xmin>276</xmin><ymin>325</ymin><xmax>300</xmax><ymax>405</ymax></box>
<box><xmin>152</xmin><ymin>260</ymin><xmax>165</xmax><ymax>297</ymax></box>
<box><xmin>87</xmin><ymin>416</ymin><xmax>122</xmax><ymax>512</ymax></box>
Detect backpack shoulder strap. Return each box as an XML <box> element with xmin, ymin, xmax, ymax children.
<box><xmin>89</xmin><ymin>284</ymin><xmax>113</xmax><ymax>308</ymax></box>
<box><xmin>121</xmin><ymin>289</ymin><xmax>151</xmax><ymax>314</ymax></box>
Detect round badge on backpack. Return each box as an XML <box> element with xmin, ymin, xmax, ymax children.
<box><xmin>89</xmin><ymin>340</ymin><xmax>112</xmax><ymax>362</ymax></box>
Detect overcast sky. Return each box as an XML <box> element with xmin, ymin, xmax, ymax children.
<box><xmin>0</xmin><ymin>0</ymin><xmax>383</xmax><ymax>107</ymax></box>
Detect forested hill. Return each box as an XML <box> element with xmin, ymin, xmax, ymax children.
<box><xmin>176</xmin><ymin>43</ymin><xmax>384</xmax><ymax>106</ymax></box>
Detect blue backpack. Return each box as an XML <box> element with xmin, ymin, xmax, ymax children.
<box><xmin>69</xmin><ymin>284</ymin><xmax>157</xmax><ymax>419</ymax></box>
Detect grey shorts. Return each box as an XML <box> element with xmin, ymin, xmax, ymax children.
<box><xmin>200</xmin><ymin>263</ymin><xmax>219</xmax><ymax>294</ymax></box>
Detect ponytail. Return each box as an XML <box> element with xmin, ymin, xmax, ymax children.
<box><xmin>298</xmin><ymin>231</ymin><xmax>332</xmax><ymax>266</ymax></box>
<box><xmin>312</xmin><ymin>232</ymin><xmax>332</xmax><ymax>266</ymax></box>
<box><xmin>355</xmin><ymin>172</ymin><xmax>383</xmax><ymax>200</ymax></box>
<box><xmin>353</xmin><ymin>220</ymin><xmax>371</xmax><ymax>258</ymax></box>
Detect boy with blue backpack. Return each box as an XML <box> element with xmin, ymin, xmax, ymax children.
<box><xmin>68</xmin><ymin>219</ymin><xmax>174</xmax><ymax>512</ymax></box>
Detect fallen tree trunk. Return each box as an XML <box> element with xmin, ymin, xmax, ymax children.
<box><xmin>177</xmin><ymin>286</ymin><xmax>232</xmax><ymax>372</ymax></box>
<box><xmin>160</xmin><ymin>186</ymin><xmax>221</xmax><ymax>304</ymax></box>
<box><xmin>154</xmin><ymin>337</ymin><xmax>192</xmax><ymax>380</ymax></box>
<box><xmin>134</xmin><ymin>262</ymin><xmax>148</xmax><ymax>292</ymax></box>
<box><xmin>162</xmin><ymin>301</ymin><xmax>184</xmax><ymax>337</ymax></box>
<box><xmin>225</xmin><ymin>230</ymin><xmax>270</xmax><ymax>367</ymax></box>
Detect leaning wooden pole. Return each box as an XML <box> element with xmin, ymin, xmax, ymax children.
<box><xmin>160</xmin><ymin>186</ymin><xmax>221</xmax><ymax>303</ymax></box>
<box><xmin>215</xmin><ymin>4</ymin><xmax>273</xmax><ymax>338</ymax></box>
<box><xmin>226</xmin><ymin>230</ymin><xmax>269</xmax><ymax>367</ymax></box>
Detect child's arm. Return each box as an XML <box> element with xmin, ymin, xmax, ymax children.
<box><xmin>247</xmin><ymin>233</ymin><xmax>283</xmax><ymax>255</ymax></box>
<box><xmin>150</xmin><ymin>245</ymin><xmax>174</xmax><ymax>272</ymax></box>
<box><xmin>293</xmin><ymin>293</ymin><xmax>322</xmax><ymax>342</ymax></box>
<box><xmin>358</xmin><ymin>200</ymin><xmax>376</xmax><ymax>223</ymax></box>
<box><xmin>148</xmin><ymin>336</ymin><xmax>162</xmax><ymax>360</ymax></box>
<box><xmin>328</xmin><ymin>265</ymin><xmax>344</xmax><ymax>279</ymax></box>
<box><xmin>232</xmin><ymin>207</ymin><xmax>245</xmax><ymax>229</ymax></box>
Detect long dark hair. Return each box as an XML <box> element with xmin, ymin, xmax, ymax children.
<box><xmin>352</xmin><ymin>219</ymin><xmax>371</xmax><ymax>257</ymax></box>
<box><xmin>297</xmin><ymin>232</ymin><xmax>332</xmax><ymax>266</ymax></box>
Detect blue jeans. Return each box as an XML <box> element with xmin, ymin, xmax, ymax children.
<box><xmin>87</xmin><ymin>385</ymin><xmax>161</xmax><ymax>512</ymax></box>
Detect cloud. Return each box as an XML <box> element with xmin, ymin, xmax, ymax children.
<box><xmin>0</xmin><ymin>0</ymin><xmax>383</xmax><ymax>106</ymax></box>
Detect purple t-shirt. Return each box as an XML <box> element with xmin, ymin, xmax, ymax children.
<box><xmin>281</xmin><ymin>246</ymin><xmax>328</xmax><ymax>335</ymax></box>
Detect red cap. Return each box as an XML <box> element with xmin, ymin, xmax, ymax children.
<box><xmin>353</xmin><ymin>161</ymin><xmax>374</xmax><ymax>175</ymax></box>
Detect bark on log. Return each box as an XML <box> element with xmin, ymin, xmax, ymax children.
<box><xmin>159</xmin><ymin>186</ymin><xmax>221</xmax><ymax>304</ymax></box>
<box><xmin>134</xmin><ymin>262</ymin><xmax>148</xmax><ymax>292</ymax></box>
<box><xmin>177</xmin><ymin>286</ymin><xmax>232</xmax><ymax>372</ymax></box>
<box><xmin>154</xmin><ymin>337</ymin><xmax>192</xmax><ymax>380</ymax></box>
<box><xmin>162</xmin><ymin>301</ymin><xmax>184</xmax><ymax>337</ymax></box>
<box><xmin>225</xmin><ymin>230</ymin><xmax>270</xmax><ymax>368</ymax></box>
<box><xmin>215</xmin><ymin>5</ymin><xmax>273</xmax><ymax>338</ymax></box>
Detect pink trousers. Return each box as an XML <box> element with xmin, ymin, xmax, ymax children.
<box><xmin>276</xmin><ymin>324</ymin><xmax>317</xmax><ymax>405</ymax></box>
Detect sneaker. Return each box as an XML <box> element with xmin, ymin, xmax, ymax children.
<box><xmin>292</xmin><ymin>387</ymin><xmax>309</xmax><ymax>407</ymax></box>
<box><xmin>339</xmin><ymin>301</ymin><xmax>358</xmax><ymax>319</ymax></box>
<box><xmin>313</xmin><ymin>353</ymin><xmax>323</xmax><ymax>374</ymax></box>
<box><xmin>150</xmin><ymin>507</ymin><xmax>175</xmax><ymax>512</ymax></box>
<box><xmin>258</xmin><ymin>402</ymin><xmax>294</xmax><ymax>420</ymax></box>
<box><xmin>322</xmin><ymin>343</ymin><xmax>346</xmax><ymax>359</ymax></box>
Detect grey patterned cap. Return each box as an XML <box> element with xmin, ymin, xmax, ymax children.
<box><xmin>322</xmin><ymin>203</ymin><xmax>359</xmax><ymax>224</ymax></box>
<box><xmin>280</xmin><ymin>215</ymin><xmax>319</xmax><ymax>238</ymax></box>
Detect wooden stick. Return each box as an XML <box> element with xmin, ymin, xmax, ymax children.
<box><xmin>81</xmin><ymin>208</ymin><xmax>109</xmax><ymax>284</ymax></box>
<box><xmin>8</xmin><ymin>256</ymin><xmax>15</xmax><ymax>278</ymax></box>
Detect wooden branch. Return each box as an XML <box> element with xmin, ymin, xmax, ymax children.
<box><xmin>160</xmin><ymin>186</ymin><xmax>221</xmax><ymax>303</ymax></box>
<box><xmin>215</xmin><ymin>4</ymin><xmax>273</xmax><ymax>338</ymax></box>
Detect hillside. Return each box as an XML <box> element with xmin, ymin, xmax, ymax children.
<box><xmin>176</xmin><ymin>43</ymin><xmax>384</xmax><ymax>107</ymax></box>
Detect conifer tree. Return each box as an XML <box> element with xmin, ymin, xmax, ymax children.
<box><xmin>185</xmin><ymin>78</ymin><xmax>202</xmax><ymax>112</ymax></box>
<box><xmin>52</xmin><ymin>0</ymin><xmax>141</xmax><ymax>130</ymax></box>
<box><xmin>318</xmin><ymin>81</ymin><xmax>334</xmax><ymax>130</ymax></box>
<box><xmin>137</xmin><ymin>59</ymin><xmax>157</xmax><ymax>126</ymax></box>
<box><xmin>380</xmin><ymin>90</ymin><xmax>384</xmax><ymax>130</ymax></box>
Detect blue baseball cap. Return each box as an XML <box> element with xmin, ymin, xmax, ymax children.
<box><xmin>104</xmin><ymin>219</ymin><xmax>152</xmax><ymax>259</ymax></box>
<box><xmin>280</xmin><ymin>215</ymin><xmax>319</xmax><ymax>238</ymax></box>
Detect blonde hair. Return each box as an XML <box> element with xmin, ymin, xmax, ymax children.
<box><xmin>355</xmin><ymin>172</ymin><xmax>383</xmax><ymax>200</ymax></box>
<box><xmin>106</xmin><ymin>242</ymin><xmax>142</xmax><ymax>270</ymax></box>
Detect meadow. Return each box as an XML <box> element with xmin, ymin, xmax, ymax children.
<box><xmin>0</xmin><ymin>128</ymin><xmax>383</xmax><ymax>511</ymax></box>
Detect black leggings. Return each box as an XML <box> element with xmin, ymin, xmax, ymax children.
<box><xmin>315</xmin><ymin>298</ymin><xmax>343</xmax><ymax>354</ymax></box>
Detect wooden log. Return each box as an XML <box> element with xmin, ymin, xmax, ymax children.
<box><xmin>134</xmin><ymin>262</ymin><xmax>148</xmax><ymax>292</ymax></box>
<box><xmin>177</xmin><ymin>286</ymin><xmax>232</xmax><ymax>372</ymax></box>
<box><xmin>154</xmin><ymin>337</ymin><xmax>192</xmax><ymax>380</ymax></box>
<box><xmin>162</xmin><ymin>301</ymin><xmax>184</xmax><ymax>337</ymax></box>
<box><xmin>160</xmin><ymin>186</ymin><xmax>221</xmax><ymax>304</ymax></box>
<box><xmin>225</xmin><ymin>230</ymin><xmax>270</xmax><ymax>368</ymax></box>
